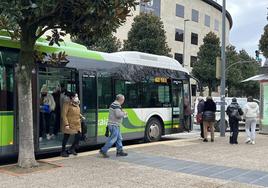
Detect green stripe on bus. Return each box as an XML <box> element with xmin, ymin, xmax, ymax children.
<box><xmin>0</xmin><ymin>113</ymin><xmax>14</xmax><ymax>146</ymax></box>
<box><xmin>0</xmin><ymin>111</ymin><xmax>14</xmax><ymax>116</ymax></box>
<box><xmin>0</xmin><ymin>37</ymin><xmax>104</xmax><ymax>61</ymax></box>
<box><xmin>125</xmin><ymin>109</ymin><xmax>145</xmax><ymax>126</ymax></box>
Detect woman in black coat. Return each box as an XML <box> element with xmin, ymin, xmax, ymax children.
<box><xmin>202</xmin><ymin>96</ymin><xmax>216</xmax><ymax>142</ymax></box>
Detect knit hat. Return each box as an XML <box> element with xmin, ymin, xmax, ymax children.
<box><xmin>40</xmin><ymin>84</ymin><xmax>48</xmax><ymax>93</ymax></box>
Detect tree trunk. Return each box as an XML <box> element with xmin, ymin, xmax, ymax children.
<box><xmin>17</xmin><ymin>29</ymin><xmax>38</xmax><ymax>168</ymax></box>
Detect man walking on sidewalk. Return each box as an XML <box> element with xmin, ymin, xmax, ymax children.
<box><xmin>100</xmin><ymin>94</ymin><xmax>128</xmax><ymax>158</ymax></box>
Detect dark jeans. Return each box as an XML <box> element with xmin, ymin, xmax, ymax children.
<box><xmin>62</xmin><ymin>133</ymin><xmax>80</xmax><ymax>152</ymax></box>
<box><xmin>53</xmin><ymin>110</ymin><xmax>61</xmax><ymax>135</ymax></box>
<box><xmin>39</xmin><ymin>112</ymin><xmax>50</xmax><ymax>138</ymax></box>
<box><xmin>229</xmin><ymin>118</ymin><xmax>239</xmax><ymax>144</ymax></box>
<box><xmin>200</xmin><ymin>122</ymin><xmax>204</xmax><ymax>138</ymax></box>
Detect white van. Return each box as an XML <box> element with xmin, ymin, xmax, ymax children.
<box><xmin>194</xmin><ymin>97</ymin><xmax>259</xmax><ymax>132</ymax></box>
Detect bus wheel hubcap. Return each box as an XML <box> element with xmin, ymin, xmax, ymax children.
<box><xmin>149</xmin><ymin>123</ymin><xmax>159</xmax><ymax>139</ymax></box>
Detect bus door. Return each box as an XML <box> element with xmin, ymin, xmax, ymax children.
<box><xmin>80</xmin><ymin>71</ymin><xmax>98</xmax><ymax>143</ymax></box>
<box><xmin>171</xmin><ymin>80</ymin><xmax>184</xmax><ymax>131</ymax></box>
<box><xmin>0</xmin><ymin>51</ymin><xmax>16</xmax><ymax>155</ymax></box>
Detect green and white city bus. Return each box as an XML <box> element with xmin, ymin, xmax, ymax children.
<box><xmin>0</xmin><ymin>33</ymin><xmax>192</xmax><ymax>157</ymax></box>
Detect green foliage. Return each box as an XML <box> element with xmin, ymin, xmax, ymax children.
<box><xmin>226</xmin><ymin>47</ymin><xmax>260</xmax><ymax>98</ymax></box>
<box><xmin>123</xmin><ymin>13</ymin><xmax>171</xmax><ymax>56</ymax></box>
<box><xmin>237</xmin><ymin>50</ymin><xmax>259</xmax><ymax>98</ymax></box>
<box><xmin>0</xmin><ymin>0</ymin><xmax>138</xmax><ymax>43</ymax></box>
<box><xmin>192</xmin><ymin>32</ymin><xmax>220</xmax><ymax>95</ymax></box>
<box><xmin>73</xmin><ymin>34</ymin><xmax>121</xmax><ymax>53</ymax></box>
<box><xmin>259</xmin><ymin>24</ymin><xmax>268</xmax><ymax>58</ymax></box>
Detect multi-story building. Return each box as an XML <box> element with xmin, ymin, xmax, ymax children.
<box><xmin>115</xmin><ymin>0</ymin><xmax>233</xmax><ymax>96</ymax></box>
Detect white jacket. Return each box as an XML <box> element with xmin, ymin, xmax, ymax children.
<box><xmin>43</xmin><ymin>94</ymin><xmax>56</xmax><ymax>111</ymax></box>
<box><xmin>243</xmin><ymin>102</ymin><xmax>259</xmax><ymax>118</ymax></box>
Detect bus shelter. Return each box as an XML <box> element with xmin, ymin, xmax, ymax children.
<box><xmin>243</xmin><ymin>74</ymin><xmax>268</xmax><ymax>134</ymax></box>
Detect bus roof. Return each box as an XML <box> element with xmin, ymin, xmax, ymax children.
<box><xmin>0</xmin><ymin>34</ymin><xmax>188</xmax><ymax>74</ymax></box>
<box><xmin>111</xmin><ymin>51</ymin><xmax>189</xmax><ymax>74</ymax></box>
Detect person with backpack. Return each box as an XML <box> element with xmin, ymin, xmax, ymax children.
<box><xmin>226</xmin><ymin>98</ymin><xmax>243</xmax><ymax>144</ymax></box>
<box><xmin>202</xmin><ymin>96</ymin><xmax>216</xmax><ymax>142</ymax></box>
<box><xmin>243</xmin><ymin>96</ymin><xmax>259</xmax><ymax>145</ymax></box>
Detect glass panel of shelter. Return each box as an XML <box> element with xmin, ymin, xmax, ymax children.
<box><xmin>38</xmin><ymin>66</ymin><xmax>78</xmax><ymax>149</ymax></box>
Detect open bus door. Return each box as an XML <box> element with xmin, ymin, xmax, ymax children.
<box><xmin>171</xmin><ymin>80</ymin><xmax>184</xmax><ymax>132</ymax></box>
<box><xmin>79</xmin><ymin>71</ymin><xmax>98</xmax><ymax>143</ymax></box>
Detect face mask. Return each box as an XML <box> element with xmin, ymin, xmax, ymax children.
<box><xmin>73</xmin><ymin>96</ymin><xmax>80</xmax><ymax>104</ymax></box>
<box><xmin>41</xmin><ymin>93</ymin><xmax>47</xmax><ymax>97</ymax></box>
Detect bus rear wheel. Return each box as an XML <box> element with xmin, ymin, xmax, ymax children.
<box><xmin>145</xmin><ymin>118</ymin><xmax>162</xmax><ymax>142</ymax></box>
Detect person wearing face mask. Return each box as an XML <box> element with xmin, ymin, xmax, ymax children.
<box><xmin>39</xmin><ymin>84</ymin><xmax>56</xmax><ymax>142</ymax></box>
<box><xmin>61</xmin><ymin>92</ymin><xmax>82</xmax><ymax>157</ymax></box>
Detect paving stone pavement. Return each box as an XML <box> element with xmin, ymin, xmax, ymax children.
<box><xmin>0</xmin><ymin>132</ymin><xmax>267</xmax><ymax>188</ymax></box>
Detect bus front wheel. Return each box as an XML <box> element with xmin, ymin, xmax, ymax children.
<box><xmin>145</xmin><ymin>118</ymin><xmax>162</xmax><ymax>142</ymax></box>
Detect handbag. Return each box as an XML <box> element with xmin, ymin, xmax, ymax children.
<box><xmin>105</xmin><ymin>126</ymin><xmax>109</xmax><ymax>137</ymax></box>
<box><xmin>196</xmin><ymin>113</ymin><xmax>203</xmax><ymax>123</ymax></box>
<box><xmin>80</xmin><ymin>120</ymin><xmax>87</xmax><ymax>141</ymax></box>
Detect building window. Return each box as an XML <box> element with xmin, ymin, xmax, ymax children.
<box><xmin>214</xmin><ymin>19</ymin><xmax>219</xmax><ymax>31</ymax></box>
<box><xmin>175</xmin><ymin>29</ymin><xmax>184</xmax><ymax>42</ymax></box>
<box><xmin>176</xmin><ymin>4</ymin><xmax>184</xmax><ymax>18</ymax></box>
<box><xmin>191</xmin><ymin>9</ymin><xmax>199</xmax><ymax>22</ymax></box>
<box><xmin>205</xmin><ymin>15</ymin><xmax>210</xmax><ymax>27</ymax></box>
<box><xmin>174</xmin><ymin>53</ymin><xmax>183</xmax><ymax>64</ymax></box>
<box><xmin>190</xmin><ymin>56</ymin><xmax>197</xmax><ymax>67</ymax></box>
<box><xmin>191</xmin><ymin>33</ymin><xmax>198</xmax><ymax>45</ymax></box>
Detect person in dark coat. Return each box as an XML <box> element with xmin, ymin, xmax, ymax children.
<box><xmin>197</xmin><ymin>97</ymin><xmax>205</xmax><ymax>138</ymax></box>
<box><xmin>226</xmin><ymin>98</ymin><xmax>243</xmax><ymax>144</ymax></box>
<box><xmin>202</xmin><ymin>96</ymin><xmax>216</xmax><ymax>142</ymax></box>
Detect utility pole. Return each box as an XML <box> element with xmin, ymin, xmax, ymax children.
<box><xmin>220</xmin><ymin>0</ymin><xmax>226</xmax><ymax>137</ymax></box>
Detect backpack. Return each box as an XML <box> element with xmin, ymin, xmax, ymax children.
<box><xmin>230</xmin><ymin>108</ymin><xmax>242</xmax><ymax>121</ymax></box>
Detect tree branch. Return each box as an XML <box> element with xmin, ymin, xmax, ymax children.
<box><xmin>35</xmin><ymin>25</ymin><xmax>61</xmax><ymax>39</ymax></box>
<box><xmin>31</xmin><ymin>1</ymin><xmax>62</xmax><ymax>28</ymax></box>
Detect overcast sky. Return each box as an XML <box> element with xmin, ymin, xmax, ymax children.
<box><xmin>222</xmin><ymin>0</ymin><xmax>267</xmax><ymax>59</ymax></box>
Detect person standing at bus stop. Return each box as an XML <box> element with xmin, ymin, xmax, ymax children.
<box><xmin>243</xmin><ymin>96</ymin><xmax>259</xmax><ymax>145</ymax></box>
<box><xmin>226</xmin><ymin>98</ymin><xmax>243</xmax><ymax>144</ymax></box>
<box><xmin>202</xmin><ymin>96</ymin><xmax>216</xmax><ymax>142</ymax></box>
<box><xmin>197</xmin><ymin>97</ymin><xmax>205</xmax><ymax>138</ymax></box>
<box><xmin>99</xmin><ymin>94</ymin><xmax>128</xmax><ymax>158</ymax></box>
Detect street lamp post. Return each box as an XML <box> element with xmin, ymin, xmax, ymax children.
<box><xmin>183</xmin><ymin>19</ymin><xmax>190</xmax><ymax>67</ymax></box>
<box><xmin>220</xmin><ymin>0</ymin><xmax>226</xmax><ymax>137</ymax></box>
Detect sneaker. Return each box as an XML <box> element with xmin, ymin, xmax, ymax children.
<box><xmin>99</xmin><ymin>150</ymin><xmax>109</xmax><ymax>158</ymax></box>
<box><xmin>61</xmin><ymin>151</ymin><xmax>69</xmax><ymax>157</ymax></box>
<box><xmin>68</xmin><ymin>149</ymin><xmax>77</xmax><ymax>156</ymax></box>
<box><xmin>50</xmin><ymin>134</ymin><xmax>56</xmax><ymax>139</ymax></box>
<box><xmin>46</xmin><ymin>134</ymin><xmax>51</xmax><ymax>140</ymax></box>
<box><xmin>116</xmin><ymin>151</ymin><xmax>128</xmax><ymax>157</ymax></box>
<box><xmin>245</xmin><ymin>138</ymin><xmax>251</xmax><ymax>144</ymax></box>
<box><xmin>251</xmin><ymin>141</ymin><xmax>255</xmax><ymax>145</ymax></box>
<box><xmin>211</xmin><ymin>139</ymin><xmax>214</xmax><ymax>142</ymax></box>
<box><xmin>203</xmin><ymin>138</ymin><xmax>208</xmax><ymax>142</ymax></box>
<box><xmin>39</xmin><ymin>137</ymin><xmax>43</xmax><ymax>142</ymax></box>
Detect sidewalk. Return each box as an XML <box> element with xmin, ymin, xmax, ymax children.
<box><xmin>0</xmin><ymin>132</ymin><xmax>268</xmax><ymax>188</ymax></box>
